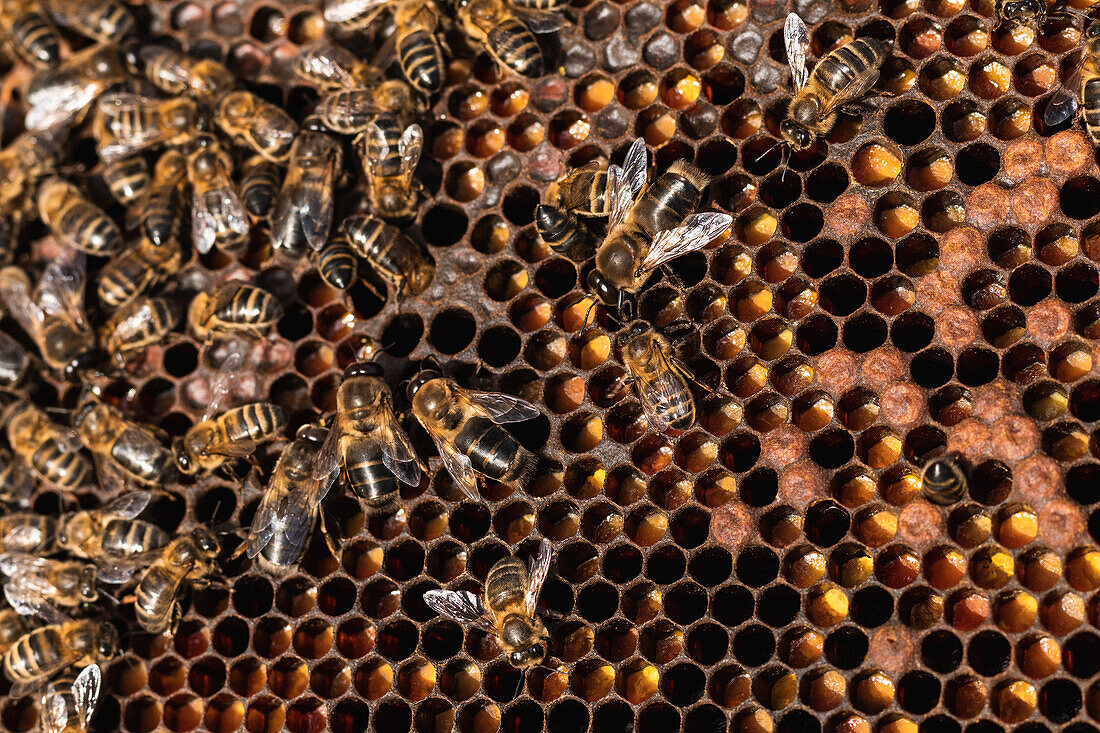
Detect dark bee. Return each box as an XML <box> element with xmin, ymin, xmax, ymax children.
<box><xmin>24</xmin><ymin>44</ymin><xmax>127</xmax><ymax>131</ymax></box>
<box><xmin>2</xmin><ymin>1</ymin><xmax>62</xmax><ymax>68</ymax></box>
<box><xmin>618</xmin><ymin>320</ymin><xmax>696</xmax><ymax>433</ymax></box>
<box><xmin>318</xmin><ymin>235</ymin><xmax>359</xmax><ymax>291</ymax></box>
<box><xmin>394</xmin><ymin>0</ymin><xmax>445</xmax><ymax>95</ymax></box>
<box><xmin>272</xmin><ymin>132</ymin><xmax>343</xmax><ymax>255</ymax></box>
<box><xmin>58</xmin><ymin>491</ymin><xmax>170</xmax><ymax>581</ymax></box>
<box><xmin>187</xmin><ymin>282</ymin><xmax>283</xmax><ymax>342</ymax></box>
<box><xmin>995</xmin><ymin>0</ymin><xmax>1062</xmax><ymax>30</ymax></box>
<box><xmin>136</xmin><ymin>44</ymin><xmax>236</xmax><ymax>101</ymax></box>
<box><xmin>355</xmin><ymin>120</ymin><xmax>422</xmax><ymax>221</ymax></box>
<box><xmin>535</xmin><ymin>157</ymin><xmax>611</xmax><ymax>256</ymax></box>
<box><xmin>240</xmin><ymin>155</ymin><xmax>281</xmax><ymax>220</ymax></box>
<box><xmin>137</xmin><ymin>150</ymin><xmax>187</xmax><ymax>247</ymax></box>
<box><xmin>215</xmin><ymin>91</ymin><xmax>298</xmax><ymax>164</ymax></box>
<box><xmin>0</xmin><ymin>513</ymin><xmax>57</xmax><ymax>555</ymax></box>
<box><xmin>100</xmin><ymin>155</ymin><xmax>150</xmax><ymax>206</ymax></box>
<box><xmin>133</xmin><ymin>528</ymin><xmax>220</xmax><ymax>633</ymax></box>
<box><xmin>343</xmin><ymin>215</ymin><xmax>435</xmax><ymax>298</ymax></box>
<box><xmin>37</xmin><ymin>178</ymin><xmax>123</xmax><ymax>256</ymax></box>
<box><xmin>921</xmin><ymin>455</ymin><xmax>968</xmax><ymax>506</ymax></box>
<box><xmin>1043</xmin><ymin>22</ymin><xmax>1100</xmax><ymax>146</ymax></box>
<box><xmin>73</xmin><ymin>393</ymin><xmax>175</xmax><ymax>491</ymax></box>
<box><xmin>99</xmin><ymin>296</ymin><xmax>179</xmax><ymax>369</ymax></box>
<box><xmin>455</xmin><ymin>0</ymin><xmax>563</xmax><ymax>78</ymax></box>
<box><xmin>42</xmin><ymin>0</ymin><xmax>134</xmax><ymax>44</ymax></box>
<box><xmin>97</xmin><ymin>237</ymin><xmax>182</xmax><ymax>309</ymax></box>
<box><xmin>2</xmin><ymin>619</ymin><xmax>117</xmax><ymax>696</ymax></box>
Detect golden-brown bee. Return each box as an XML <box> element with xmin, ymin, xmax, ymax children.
<box><xmin>323</xmin><ymin>0</ymin><xmax>386</xmax><ymax>28</ymax></box>
<box><xmin>41</xmin><ymin>0</ymin><xmax>133</xmax><ymax>44</ymax></box>
<box><xmin>57</xmin><ymin>491</ymin><xmax>170</xmax><ymax>582</ymax></box>
<box><xmin>0</xmin><ymin>333</ymin><xmax>32</xmax><ymax>392</ymax></box>
<box><xmin>587</xmin><ymin>138</ymin><xmax>731</xmax><ymax>318</ymax></box>
<box><xmin>99</xmin><ymin>296</ymin><xmax>179</xmax><ymax>369</ymax></box>
<box><xmin>393</xmin><ymin>0</ymin><xmax>445</xmax><ymax>95</ymax></box>
<box><xmin>100</xmin><ymin>155</ymin><xmax>150</xmax><ymax>206</ymax></box>
<box><xmin>73</xmin><ymin>393</ymin><xmax>175</xmax><ymax>491</ymax></box>
<box><xmin>536</xmin><ymin>157</ymin><xmax>610</xmax><ymax>255</ymax></box>
<box><xmin>995</xmin><ymin>0</ymin><xmax>1062</xmax><ymax>30</ymax></box>
<box><xmin>97</xmin><ymin>237</ymin><xmax>182</xmax><ymax>309</ymax></box>
<box><xmin>37</xmin><ymin>178</ymin><xmax>123</xmax><ymax>256</ymax></box>
<box><xmin>0</xmin><ymin>448</ymin><xmax>36</xmax><ymax>507</ymax></box>
<box><xmin>133</xmin><ymin>528</ymin><xmax>220</xmax><ymax>633</ymax></box>
<box><xmin>315</xmin><ymin>80</ymin><xmax>423</xmax><ymax>134</ymax></box>
<box><xmin>0</xmin><ymin>555</ymin><xmax>98</xmax><ymax>613</ymax></box>
<box><xmin>137</xmin><ymin>149</ymin><xmax>188</xmax><ymax>247</ymax></box>
<box><xmin>215</xmin><ymin>91</ymin><xmax>298</xmax><ymax>163</ymax></box>
<box><xmin>1043</xmin><ymin>22</ymin><xmax>1100</xmax><ymax>144</ymax></box>
<box><xmin>618</xmin><ymin>320</ymin><xmax>697</xmax><ymax>433</ymax></box>
<box><xmin>0</xmin><ymin>128</ymin><xmax>65</xmax><ymax>211</ymax></box>
<box><xmin>425</xmin><ymin>539</ymin><xmax>551</xmax><ymax>669</ymax></box>
<box><xmin>356</xmin><ymin>120</ymin><xmax>422</xmax><ymax>221</ymax></box>
<box><xmin>135</xmin><ymin>44</ymin><xmax>235</xmax><ymax>101</ymax></box>
<box><xmin>39</xmin><ymin>663</ymin><xmax>101</xmax><ymax>733</ymax></box>
<box><xmin>921</xmin><ymin>454</ymin><xmax>968</xmax><ymax>506</ymax></box>
<box><xmin>2</xmin><ymin>619</ymin><xmax>117</xmax><ymax>696</ymax></box>
<box><xmin>294</xmin><ymin>42</ymin><xmax>373</xmax><ymax>90</ymax></box>
<box><xmin>187</xmin><ymin>282</ymin><xmax>283</xmax><ymax>342</ymax></box>
<box><xmin>241</xmin><ymin>422</ymin><xmax>339</xmax><ymax>571</ymax></box>
<box><xmin>312</xmin><ymin>362</ymin><xmax>422</xmax><ymax>514</ymax></box>
<box><xmin>0</xmin><ymin>610</ymin><xmax>27</xmax><ymax>654</ymax></box>
<box><xmin>454</xmin><ymin>0</ymin><xmax>563</xmax><ymax>78</ymax></box>
<box><xmin>343</xmin><ymin>214</ymin><xmax>435</xmax><ymax>298</ymax></box>
<box><xmin>240</xmin><ymin>155</ymin><xmax>281</xmax><ymax>220</ymax></box>
<box><xmin>0</xmin><ymin>248</ymin><xmax>100</xmax><ymax>379</ymax></box>
<box><xmin>1</xmin><ymin>0</ymin><xmax>62</xmax><ymax>68</ymax></box>
<box><xmin>317</xmin><ymin>234</ymin><xmax>359</xmax><ymax>291</ymax></box>
<box><xmin>272</xmin><ymin>131</ymin><xmax>342</xmax><ymax>255</ymax></box>
<box><xmin>6</xmin><ymin>402</ymin><xmax>91</xmax><ymax>490</ymax></box>
<box><xmin>92</xmin><ymin>92</ymin><xmax>201</xmax><ymax>162</ymax></box>
<box><xmin>780</xmin><ymin>13</ymin><xmax>888</xmax><ymax>153</ymax></box>
<box><xmin>24</xmin><ymin>44</ymin><xmax>127</xmax><ymax>131</ymax></box>
<box><xmin>187</xmin><ymin>136</ymin><xmax>249</xmax><ymax>255</ymax></box>
<box><xmin>0</xmin><ymin>513</ymin><xmax>57</xmax><ymax>555</ymax></box>
<box><xmin>407</xmin><ymin>364</ymin><xmax>538</xmax><ymax>499</ymax></box>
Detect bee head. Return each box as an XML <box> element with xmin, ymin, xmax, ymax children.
<box><xmin>406</xmin><ymin>367</ymin><xmax>441</xmax><ymax>402</ymax></box>
<box><xmin>192</xmin><ymin>527</ymin><xmax>220</xmax><ymax>556</ymax></box>
<box><xmin>173</xmin><ymin>438</ymin><xmax>196</xmax><ymax>474</ymax></box>
<box><xmin>999</xmin><ymin>0</ymin><xmax>1042</xmax><ymax>21</ymax></box>
<box><xmin>1088</xmin><ymin>21</ymin><xmax>1100</xmax><ymax>38</ymax></box>
<box><xmin>509</xmin><ymin>641</ymin><xmax>548</xmax><ymax>669</ymax></box>
<box><xmin>779</xmin><ymin>119</ymin><xmax>813</xmax><ymax>152</ymax></box>
<box><xmin>345</xmin><ymin>360</ymin><xmax>383</xmax><ymax>379</ymax></box>
<box><xmin>616</xmin><ymin>320</ymin><xmax>652</xmax><ymax>354</ymax></box>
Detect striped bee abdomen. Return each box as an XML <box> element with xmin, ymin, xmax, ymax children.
<box><xmin>488</xmin><ymin>19</ymin><xmax>542</xmax><ymax>77</ymax></box>
<box><xmin>1082</xmin><ymin>77</ymin><xmax>1100</xmax><ymax>144</ymax></box>
<box><xmin>31</xmin><ymin>441</ymin><xmax>90</xmax><ymax>489</ymax></box>
<box><xmin>453</xmin><ymin>417</ymin><xmax>523</xmax><ymax>482</ymax></box>
<box><xmin>398</xmin><ymin>29</ymin><xmax>442</xmax><ymax>93</ymax></box>
<box><xmin>813</xmin><ymin>38</ymin><xmax>887</xmax><ymax>96</ymax></box>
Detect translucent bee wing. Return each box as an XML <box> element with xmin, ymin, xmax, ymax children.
<box><xmin>515</xmin><ymin>7</ymin><xmax>564</xmax><ymax>32</ymax></box>
<box><xmin>310</xmin><ymin>419</ymin><xmax>342</xmax><ymax>487</ymax></box>
<box><xmin>0</xmin><ymin>268</ymin><xmax>45</xmax><ymax>347</ymax></box>
<box><xmin>640</xmin><ymin>212</ymin><xmax>732</xmax><ymax>273</ymax></box>
<box><xmin>279</xmin><ymin>485</ymin><xmax>325</xmax><ymax>559</ymax></box>
<box><xmin>0</xmin><ymin>453</ymin><xmax>36</xmax><ymax>505</ymax></box>
<box><xmin>95</xmin><ymin>562</ymin><xmax>141</xmax><ymax>584</ymax></box>
<box><xmin>95</xmin><ymin>93</ymin><xmax>169</xmax><ymax>161</ymax></box>
<box><xmin>619</xmin><ymin>138</ymin><xmax>649</xmax><ymax>199</ymax></box>
<box><xmin>4</xmin><ymin>586</ymin><xmax>67</xmax><ymax>624</ymax></box>
<box><xmin>399</xmin><ymin>123</ymin><xmax>423</xmax><ymax>176</ymax></box>
<box><xmin>138</xmin><ymin>45</ymin><xmax>193</xmax><ymax>86</ymax></box>
<box><xmin>101</xmin><ymin>489</ymin><xmax>152</xmax><ymax>519</ymax></box>
<box><xmin>42</xmin><ymin>688</ymin><xmax>70</xmax><ymax>733</ymax></box>
<box><xmin>296</xmin><ymin>44</ymin><xmax>358</xmax><ymax>88</ymax></box>
<box><xmin>378</xmin><ymin>409</ymin><xmax>423</xmax><ymax>487</ymax></box>
<box><xmin>431</xmin><ymin>433</ymin><xmax>480</xmax><ymax>500</ymax></box>
<box><xmin>631</xmin><ymin>372</ymin><xmax>683</xmax><ymax>434</ymax></box>
<box><xmin>784</xmin><ymin>13</ymin><xmax>811</xmax><ymax>91</ymax></box>
<box><xmin>111</xmin><ymin>299</ymin><xmax>158</xmax><ymax>341</ymax></box>
<box><xmin>524</xmin><ymin>538</ymin><xmax>552</xmax><ymax>616</ymax></box>
<box><xmin>72</xmin><ymin>663</ymin><xmax>101</xmax><ymax>726</ymax></box>
<box><xmin>2</xmin><ymin>522</ymin><xmax>51</xmax><ymax>554</ymax></box>
<box><xmin>362</xmin><ymin>120</ymin><xmax>390</xmax><ymax>178</ymax></box>
<box><xmin>423</xmin><ymin>589</ymin><xmax>495</xmax><ymax>631</ymax></box>
<box><xmin>1044</xmin><ymin>87</ymin><xmax>1080</xmax><ymax>127</ymax></box>
<box><xmin>36</xmin><ymin>246</ymin><xmax>86</xmax><ymax>326</ymax></box>
<box><xmin>191</xmin><ymin>186</ymin><xmax>249</xmax><ymax>254</ymax></box>
<box><xmin>296</xmin><ymin>155</ymin><xmax>338</xmax><ymax>251</ymax></box>
<box><xmin>5</xmin><ymin>577</ymin><xmax>62</xmax><ymax>616</ymax></box>
<box><xmin>606</xmin><ymin>165</ymin><xmax>634</xmax><ymax>231</ymax></box>
<box><xmin>0</xmin><ymin>330</ymin><xmax>29</xmax><ymax>370</ymax></box>
<box><xmin>0</xmin><ymin>552</ymin><xmax>52</xmax><ymax>578</ymax></box>
<box><xmin>200</xmin><ymin>346</ymin><xmax>247</xmax><ymax>424</ymax></box>
<box><xmin>463</xmin><ymin>389</ymin><xmax>541</xmax><ymax>424</ymax></box>
<box><xmin>25</xmin><ymin>80</ymin><xmax>99</xmax><ymax>131</ymax></box>
<box><xmin>323</xmin><ymin>0</ymin><xmax>387</xmax><ymax>26</ymax></box>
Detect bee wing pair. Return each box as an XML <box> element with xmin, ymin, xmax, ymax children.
<box><xmin>607</xmin><ymin>138</ymin><xmax>649</xmax><ymax>230</ymax></box>
<box><xmin>783</xmin><ymin>13</ymin><xmax>881</xmax><ymax>117</ymax></box>
<box><xmin>25</xmin><ymin>75</ymin><xmax>101</xmax><ymax>132</ymax></box>
<box><xmin>42</xmin><ymin>664</ymin><xmax>101</xmax><ymax>733</ymax></box>
<box><xmin>0</xmin><ymin>247</ymin><xmax>87</xmax><ymax>341</ymax></box>
<box><xmin>94</xmin><ymin>93</ymin><xmax>173</xmax><ymax>162</ymax></box>
<box><xmin>427</xmin><ymin>388</ymin><xmax>540</xmax><ymax>500</ymax></box>
<box><xmin>632</xmin><ymin>349</ymin><xmax>694</xmax><ymax>433</ymax></box>
<box><xmin>424</xmin><ymin>538</ymin><xmax>552</xmax><ymax>626</ymax></box>
<box><xmin>360</xmin><ymin>122</ymin><xmax>423</xmax><ymax>181</ymax></box>
<box><xmin>297</xmin><ymin>43</ymin><xmax>365</xmax><ymax>89</ymax></box>
<box><xmin>1042</xmin><ymin>44</ymin><xmax>1089</xmax><ymax>128</ymax></box>
<box><xmin>192</xmin><ymin>186</ymin><xmax>250</xmax><ymax>256</ymax></box>
<box><xmin>0</xmin><ymin>554</ymin><xmax>68</xmax><ymax>618</ymax></box>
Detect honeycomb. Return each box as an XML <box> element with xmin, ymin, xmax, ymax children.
<box><xmin>3</xmin><ymin>0</ymin><xmax>1100</xmax><ymax>730</ymax></box>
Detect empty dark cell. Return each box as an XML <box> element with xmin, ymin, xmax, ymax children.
<box><xmin>421</xmin><ymin>205</ymin><xmax>468</xmax><ymax>247</ymax></box>
<box><xmin>808</xmin><ymin>428</ymin><xmax>856</xmax><ymax>469</ymax></box>
<box><xmin>164</xmin><ymin>343</ymin><xmax>198</xmax><ymax>377</ymax></box>
<box><xmin>665</xmin><ymin>582</ymin><xmax>708</xmax><ymax>624</ymax></box>
<box><xmin>820</xmin><ymin>273</ymin><xmax>868</xmax><ymax>316</ymax></box>
<box><xmin>884</xmin><ymin>100</ymin><xmax>936</xmax><ymax>145</ymax></box>
<box><xmin>923</xmin><ymin>715</ymin><xmax>963</xmax><ymax>733</ymax></box>
<box><xmin>477</xmin><ymin>327</ymin><xmax>521</xmax><ymax>367</ymax></box>
<box><xmin>646</xmin><ymin>545</ymin><xmax>686</xmax><ymax>584</ymax></box>
<box><xmin>278</xmin><ymin>302</ymin><xmax>313</xmax><ymax>340</ymax></box>
<box><xmin>898</xmin><ymin>671</ymin><xmax>941</xmax><ymax>714</ymax></box>
<box><xmin>782</xmin><ymin>203</ymin><xmax>824</xmax><ymax>242</ymax></box>
<box><xmin>232</xmin><ymin>576</ymin><xmax>274</xmax><ymax>617</ymax></box>
<box><xmin>912</xmin><ymin>347</ymin><xmax>955</xmax><ymax>389</ymax></box>
<box><xmin>850</xmin><ymin>237</ymin><xmax>893</xmax><ymax>278</ymax></box>
<box><xmin>721</xmin><ymin>431</ymin><xmax>761</xmax><ymax>472</ymax></box>
<box><xmin>547</xmin><ymin>700</ymin><xmax>589</xmax><ymax>733</ymax></box>
<box><xmin>667</xmin><ymin>251</ymin><xmax>708</xmax><ymax>288</ymax></box>
<box><xmin>1071</xmin><ymin>380</ymin><xmax>1100</xmax><ymax>422</ymax></box>
<box><xmin>577</xmin><ymin>582</ymin><xmax>619</xmax><ymax>623</ymax></box>
<box><xmin>373</xmin><ymin>700</ymin><xmax>411</xmax><ymax>732</ymax></box>
<box><xmin>739</xmin><ymin>467</ymin><xmax>778</xmax><ymax>507</ymax></box>
<box><xmin>956</xmin><ymin>347</ymin><xmax>998</xmax><ymax>387</ymax></box>
<box><xmin>1064</xmin><ymin>725</ymin><xmax>1100</xmax><ymax>733</ymax></box>
<box><xmin>421</xmin><ymin>619</ymin><xmax>463</xmax><ymax>660</ymax></box>
<box><xmin>736</xmin><ymin>546</ymin><xmax>779</xmax><ymax>587</ymax></box>
<box><xmin>967</xmin><ymin>630</ymin><xmax>1011</xmax><ymax>676</ymax></box>
<box><xmin>377</xmin><ymin>618</ymin><xmax>418</xmax><ymax>660</ymax></box>
<box><xmin>1061</xmin><ymin>177</ymin><xmax>1100</xmax><ymax>220</ymax></box>
<box><xmin>955</xmin><ymin>143</ymin><xmax>1000</xmax><ymax>185</ymax></box>
<box><xmin>778</xmin><ymin>710</ymin><xmax>821</xmax><ymax>733</ymax></box>
<box><xmin>733</xmin><ymin>624</ymin><xmax>775</xmax><ymax>665</ymax></box>
<box><xmin>713</xmin><ymin>584</ymin><xmax>755</xmax><ymax>626</ymax></box>
<box><xmin>843</xmin><ymin>313</ymin><xmax>888</xmax><ymax>353</ymax></box>
<box><xmin>450</xmin><ymin>504</ymin><xmax>490</xmax><ymax>544</ymax></box>
<box><xmin>661</xmin><ymin>663</ymin><xmax>706</xmax><ymax>706</ymax></box>
<box><xmin>891</xmin><ymin>311</ymin><xmax>936</xmax><ymax>352</ymax></box>
<box><xmin>687</xmin><ymin>623</ymin><xmax>729</xmax><ymax>665</ymax></box>
<box><xmin>851</xmin><ymin>585</ymin><xmax>894</xmax><ymax>628</ymax></box>
<box><xmin>689</xmin><ymin>547</ymin><xmax>733</xmax><ymax>587</ymax></box>
<box><xmin>684</xmin><ymin>705</ymin><xmax>724</xmax><ymax>733</ymax></box>
<box><xmin>824</xmin><ymin>626</ymin><xmax>868</xmax><ymax>669</ymax></box>
<box><xmin>1015</xmin><ymin>725</ymin><xmax>1053</xmax><ymax>733</ymax></box>
<box><xmin>1009</xmin><ymin>264</ymin><xmax>1053</xmax><ymax>306</ymax></box>
<box><xmin>695</xmin><ymin>138</ymin><xmax>738</xmax><ymax>175</ymax></box>
<box><xmin>502</xmin><ymin>185</ymin><xmax>540</xmax><ymax>225</ymax></box>
<box><xmin>428</xmin><ymin>309</ymin><xmax>475</xmax><ymax>355</ymax></box>
<box><xmin>195</xmin><ymin>488</ymin><xmax>235</xmax><ymax>525</ymax></box>
<box><xmin>636</xmin><ymin>703</ymin><xmax>679</xmax><ymax>733</ymax></box>
<box><xmin>1057</xmin><ymin>262</ymin><xmax>1100</xmax><ymax>303</ymax></box>
<box><xmin>603</xmin><ymin>544</ymin><xmax>644</xmax><ymax>584</ymax></box>
<box><xmin>969</xmin><ymin>459</ymin><xmax>1013</xmax><ymax>505</ymax></box>
<box><xmin>757</xmin><ymin>585</ymin><xmax>800</xmax><ymax>627</ymax></box>
<box><xmin>760</xmin><ymin>172</ymin><xmax>802</xmax><ymax>208</ymax></box>
<box><xmin>964</xmin><ymin>721</ymin><xmax>1005</xmax><ymax>733</ymax></box>
<box><xmin>805</xmin><ymin>500</ymin><xmax>850</xmax><ymax>547</ymax></box>
<box><xmin>1040</xmin><ymin>679</ymin><xmax>1082</xmax><ymax>724</ymax></box>
<box><xmin>139</xmin><ymin>378</ymin><xmax>175</xmax><ymax>415</ymax></box>
<box><xmin>802</xmin><ymin>238</ymin><xmax>844</xmax><ymax>278</ymax></box>
<box><xmin>535</xmin><ymin>258</ymin><xmax>578</xmax><ymax>297</ymax></box>
<box><xmin>741</xmin><ymin>137</ymin><xmax>783</xmax><ymax>175</ymax></box>
<box><xmin>805</xmin><ymin>163</ymin><xmax>849</xmax><ymax>203</ymax></box>
<box><xmin>378</xmin><ymin>314</ymin><xmax>422</xmax><ymax>358</ymax></box>
<box><xmin>1064</xmin><ymin>633</ymin><xmax>1100</xmax><ymax>678</ymax></box>
<box><xmin>1066</xmin><ymin>463</ymin><xmax>1100</xmax><ymax>505</ymax></box>
<box><xmin>795</xmin><ymin>314</ymin><xmax>838</xmax><ymax>356</ymax></box>
<box><xmin>671</xmin><ymin>506</ymin><xmax>709</xmax><ymax>549</ymax></box>
<box><xmin>502</xmin><ymin>700</ymin><xmax>542</xmax><ymax>731</ymax></box>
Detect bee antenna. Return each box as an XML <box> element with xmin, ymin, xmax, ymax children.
<box><xmin>513</xmin><ymin>669</ymin><xmax>526</xmax><ymax>700</ymax></box>
<box><xmin>580</xmin><ymin>298</ymin><xmax>599</xmax><ymax>330</ymax></box>
<box><xmin>753</xmin><ymin>139</ymin><xmax>783</xmax><ymax>165</ymax></box>
<box><xmin>780</xmin><ymin>145</ymin><xmax>791</xmax><ymax>184</ymax></box>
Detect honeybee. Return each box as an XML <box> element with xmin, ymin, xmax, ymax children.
<box><xmin>424</xmin><ymin>539</ymin><xmax>551</xmax><ymax>669</ymax></box>
<box><xmin>618</xmin><ymin>320</ymin><xmax>697</xmax><ymax>433</ymax></box>
<box><xmin>187</xmin><ymin>136</ymin><xmax>249</xmax><ymax>254</ymax></box>
<box><xmin>135</xmin><ymin>44</ymin><xmax>235</xmax><ymax>101</ymax></box>
<box><xmin>312</xmin><ymin>361</ymin><xmax>422</xmax><ymax>514</ymax></box>
<box><xmin>586</xmin><ymin>138</ymin><xmax>732</xmax><ymax>318</ymax></box>
<box><xmin>187</xmin><ymin>282</ymin><xmax>283</xmax><ymax>342</ymax></box>
<box><xmin>73</xmin><ymin>392</ymin><xmax>175</xmax><ymax>491</ymax></box>
<box><xmin>317</xmin><ymin>235</ymin><xmax>359</xmax><ymax>291</ymax></box>
<box><xmin>57</xmin><ymin>491</ymin><xmax>170</xmax><ymax>582</ymax></box>
<box><xmin>97</xmin><ymin>237</ymin><xmax>182</xmax><ymax>309</ymax></box>
<box><xmin>240</xmin><ymin>155</ymin><xmax>281</xmax><ymax>220</ymax></box>
<box><xmin>92</xmin><ymin>92</ymin><xmax>201</xmax><ymax>162</ymax></box>
<box><xmin>39</xmin><ymin>663</ymin><xmax>101</xmax><ymax>733</ymax></box>
<box><xmin>99</xmin><ymin>296</ymin><xmax>179</xmax><ymax>369</ymax></box>
<box><xmin>41</xmin><ymin>0</ymin><xmax>133</xmax><ymax>44</ymax></box>
<box><xmin>0</xmin><ymin>128</ymin><xmax>65</xmax><ymax>212</ymax></box>
<box><xmin>0</xmin><ymin>555</ymin><xmax>98</xmax><ymax>614</ymax></box>
<box><xmin>356</xmin><ymin>120</ymin><xmax>422</xmax><ymax>221</ymax></box>
<box><xmin>173</xmin><ymin>349</ymin><xmax>288</xmax><ymax>475</ymax></box>
<box><xmin>241</xmin><ymin>422</ymin><xmax>340</xmax><ymax>571</ymax></box>
<box><xmin>0</xmin><ymin>448</ymin><xmax>36</xmax><ymax>506</ymax></box>
<box><xmin>454</xmin><ymin>0</ymin><xmax>563</xmax><ymax>78</ymax></box>
<box><xmin>1042</xmin><ymin>22</ymin><xmax>1100</xmax><ymax>145</ymax></box>
<box><xmin>24</xmin><ymin>44</ymin><xmax>127</xmax><ymax>131</ymax></box>
<box><xmin>343</xmin><ymin>214</ymin><xmax>436</xmax><ymax>298</ymax></box>
<box><xmin>393</xmin><ymin>0</ymin><xmax>446</xmax><ymax>94</ymax></box>
<box><xmin>37</xmin><ymin>178</ymin><xmax>123</xmax><ymax>256</ymax></box>
<box><xmin>215</xmin><ymin>91</ymin><xmax>298</xmax><ymax>163</ymax></box>
<box><xmin>0</xmin><ymin>333</ymin><xmax>32</xmax><ymax>391</ymax></box>
<box><xmin>0</xmin><ymin>248</ymin><xmax>99</xmax><ymax>379</ymax></box>
<box><xmin>294</xmin><ymin>42</ymin><xmax>373</xmax><ymax>89</ymax></box>
<box><xmin>272</xmin><ymin>131</ymin><xmax>342</xmax><ymax>254</ymax></box>
<box><xmin>995</xmin><ymin>0</ymin><xmax>1066</xmax><ymax>29</ymax></box>
<box><xmin>536</xmin><ymin>158</ymin><xmax>611</xmax><ymax>255</ymax></box>
<box><xmin>407</xmin><ymin>363</ymin><xmax>539</xmax><ymax>499</ymax></box>
<box><xmin>921</xmin><ymin>454</ymin><xmax>968</xmax><ymax>506</ymax></box>
<box><xmin>100</xmin><ymin>156</ymin><xmax>150</xmax><ymax>206</ymax></box>
<box><xmin>2</xmin><ymin>619</ymin><xmax>117</xmax><ymax>696</ymax></box>
<box><xmin>315</xmin><ymin>80</ymin><xmax>423</xmax><ymax>134</ymax></box>
<box><xmin>136</xmin><ymin>150</ymin><xmax>188</xmax><ymax>248</ymax></box>
<box><xmin>133</xmin><ymin>528</ymin><xmax>220</xmax><ymax>633</ymax></box>
<box><xmin>1</xmin><ymin>0</ymin><xmax>62</xmax><ymax>68</ymax></box>
<box><xmin>0</xmin><ymin>610</ymin><xmax>27</xmax><ymax>654</ymax></box>
<box><xmin>0</xmin><ymin>513</ymin><xmax>57</xmax><ymax>555</ymax></box>
<box><xmin>781</xmin><ymin>13</ymin><xmax>888</xmax><ymax>153</ymax></box>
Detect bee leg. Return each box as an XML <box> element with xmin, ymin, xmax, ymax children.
<box><xmin>317</xmin><ymin>510</ymin><xmax>343</xmax><ymax>559</ymax></box>
<box><xmin>536</xmin><ymin>607</ymin><xmax>565</xmax><ymax>622</ymax></box>
<box><xmin>661</xmin><ymin>264</ymin><xmax>685</xmax><ymax>290</ymax></box>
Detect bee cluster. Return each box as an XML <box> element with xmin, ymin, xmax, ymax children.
<box><xmin>0</xmin><ymin>0</ymin><xmax>1100</xmax><ymax>730</ymax></box>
